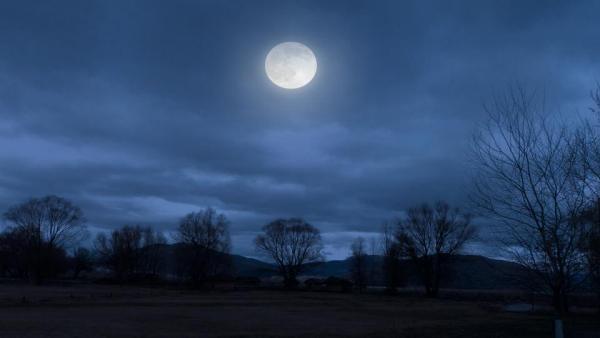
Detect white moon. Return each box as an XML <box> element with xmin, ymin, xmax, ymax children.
<box><xmin>265</xmin><ymin>42</ymin><xmax>317</xmax><ymax>89</ymax></box>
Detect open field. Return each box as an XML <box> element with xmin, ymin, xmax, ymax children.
<box><xmin>0</xmin><ymin>284</ymin><xmax>598</xmax><ymax>338</ymax></box>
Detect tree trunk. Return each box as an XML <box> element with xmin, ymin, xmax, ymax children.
<box><xmin>552</xmin><ymin>287</ymin><xmax>569</xmax><ymax>315</ymax></box>
<box><xmin>283</xmin><ymin>274</ymin><xmax>298</xmax><ymax>289</ymax></box>
<box><xmin>429</xmin><ymin>283</ymin><xmax>440</xmax><ymax>298</ymax></box>
<box><xmin>422</xmin><ymin>257</ymin><xmax>437</xmax><ymax>297</ymax></box>
<box><xmin>430</xmin><ymin>256</ymin><xmax>443</xmax><ymax>298</ymax></box>
<box><xmin>30</xmin><ymin>247</ymin><xmax>43</xmax><ymax>285</ymax></box>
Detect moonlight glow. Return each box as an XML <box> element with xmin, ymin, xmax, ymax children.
<box><xmin>265</xmin><ymin>42</ymin><xmax>317</xmax><ymax>89</ymax></box>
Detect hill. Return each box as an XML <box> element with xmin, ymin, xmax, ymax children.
<box><xmin>238</xmin><ymin>254</ymin><xmax>527</xmax><ymax>290</ymax></box>
<box><xmin>159</xmin><ymin>244</ymin><xmax>527</xmax><ymax>290</ymax></box>
<box><xmin>230</xmin><ymin>254</ymin><xmax>275</xmax><ymax>277</ymax></box>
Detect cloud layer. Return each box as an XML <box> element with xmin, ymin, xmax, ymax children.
<box><xmin>1</xmin><ymin>0</ymin><xmax>599</xmax><ymax>258</ymax></box>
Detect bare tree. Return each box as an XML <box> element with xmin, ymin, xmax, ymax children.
<box><xmin>95</xmin><ymin>225</ymin><xmax>144</xmax><ymax>281</ymax></box>
<box><xmin>574</xmin><ymin>85</ymin><xmax>600</xmax><ymax>199</ymax></box>
<box><xmin>0</xmin><ymin>227</ymin><xmax>29</xmax><ymax>278</ymax></box>
<box><xmin>349</xmin><ymin>237</ymin><xmax>368</xmax><ymax>292</ymax></box>
<box><xmin>368</xmin><ymin>236</ymin><xmax>381</xmax><ymax>284</ymax></box>
<box><xmin>588</xmin><ymin>229</ymin><xmax>600</xmax><ymax>308</ymax></box>
<box><xmin>70</xmin><ymin>247</ymin><xmax>93</xmax><ymax>279</ymax></box>
<box><xmin>578</xmin><ymin>204</ymin><xmax>600</xmax><ymax>309</ymax></box>
<box><xmin>381</xmin><ymin>222</ymin><xmax>402</xmax><ymax>294</ymax></box>
<box><xmin>139</xmin><ymin>227</ymin><xmax>167</xmax><ymax>278</ymax></box>
<box><xmin>95</xmin><ymin>225</ymin><xmax>166</xmax><ymax>281</ymax></box>
<box><xmin>591</xmin><ymin>84</ymin><xmax>600</xmax><ymax>115</ymax></box>
<box><xmin>255</xmin><ymin>218</ymin><xmax>323</xmax><ymax>289</ymax></box>
<box><xmin>575</xmin><ymin>85</ymin><xmax>600</xmax><ymax>308</ymax></box>
<box><xmin>471</xmin><ymin>88</ymin><xmax>588</xmax><ymax>314</ymax></box>
<box><xmin>397</xmin><ymin>201</ymin><xmax>475</xmax><ymax>297</ymax></box>
<box><xmin>175</xmin><ymin>208</ymin><xmax>231</xmax><ymax>287</ymax></box>
<box><xmin>3</xmin><ymin>195</ymin><xmax>86</xmax><ymax>284</ymax></box>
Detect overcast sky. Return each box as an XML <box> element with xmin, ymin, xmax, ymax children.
<box><xmin>1</xmin><ymin>0</ymin><xmax>599</xmax><ymax>259</ymax></box>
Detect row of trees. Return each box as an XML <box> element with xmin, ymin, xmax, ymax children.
<box><xmin>0</xmin><ymin>196</ymin><xmax>324</xmax><ymax>288</ymax></box>
<box><xmin>348</xmin><ymin>86</ymin><xmax>600</xmax><ymax>314</ymax></box>
<box><xmin>349</xmin><ymin>201</ymin><xmax>476</xmax><ymax>297</ymax></box>
<box><xmin>1</xmin><ymin>86</ymin><xmax>598</xmax><ymax>313</ymax></box>
<box><xmin>0</xmin><ymin>198</ymin><xmax>234</xmax><ymax>286</ymax></box>
<box><xmin>0</xmin><ymin>190</ymin><xmax>597</xmax><ymax>312</ymax></box>
<box><xmin>95</xmin><ymin>225</ymin><xmax>167</xmax><ymax>281</ymax></box>
<box><xmin>92</xmin><ymin>208</ymin><xmax>232</xmax><ymax>286</ymax></box>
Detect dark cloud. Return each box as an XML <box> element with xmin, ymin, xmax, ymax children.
<box><xmin>1</xmin><ymin>0</ymin><xmax>599</xmax><ymax>258</ymax></box>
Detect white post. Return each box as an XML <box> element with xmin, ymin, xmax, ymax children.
<box><xmin>554</xmin><ymin>319</ymin><xmax>564</xmax><ymax>338</ymax></box>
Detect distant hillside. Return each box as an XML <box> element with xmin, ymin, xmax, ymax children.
<box><xmin>159</xmin><ymin>243</ymin><xmax>275</xmax><ymax>278</ymax></box>
<box><xmin>437</xmin><ymin>255</ymin><xmax>528</xmax><ymax>289</ymax></box>
<box><xmin>240</xmin><ymin>254</ymin><xmax>528</xmax><ymax>290</ymax></box>
<box><xmin>159</xmin><ymin>244</ymin><xmax>527</xmax><ymax>290</ymax></box>
<box><xmin>230</xmin><ymin>254</ymin><xmax>275</xmax><ymax>277</ymax></box>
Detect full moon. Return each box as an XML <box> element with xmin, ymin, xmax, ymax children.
<box><xmin>265</xmin><ymin>42</ymin><xmax>317</xmax><ymax>89</ymax></box>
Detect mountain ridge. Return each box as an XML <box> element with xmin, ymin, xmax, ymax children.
<box><xmin>159</xmin><ymin>244</ymin><xmax>527</xmax><ymax>289</ymax></box>
<box><xmin>229</xmin><ymin>252</ymin><xmax>527</xmax><ymax>289</ymax></box>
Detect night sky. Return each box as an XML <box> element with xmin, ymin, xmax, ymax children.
<box><xmin>1</xmin><ymin>0</ymin><xmax>599</xmax><ymax>259</ymax></box>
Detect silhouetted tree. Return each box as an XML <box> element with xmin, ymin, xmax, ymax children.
<box><xmin>0</xmin><ymin>227</ymin><xmax>29</xmax><ymax>278</ymax></box>
<box><xmin>70</xmin><ymin>247</ymin><xmax>93</xmax><ymax>279</ymax></box>
<box><xmin>471</xmin><ymin>87</ymin><xmax>588</xmax><ymax>314</ymax></box>
<box><xmin>255</xmin><ymin>218</ymin><xmax>323</xmax><ymax>289</ymax></box>
<box><xmin>175</xmin><ymin>208</ymin><xmax>231</xmax><ymax>287</ymax></box>
<box><xmin>3</xmin><ymin>195</ymin><xmax>86</xmax><ymax>284</ymax></box>
<box><xmin>590</xmin><ymin>235</ymin><xmax>600</xmax><ymax>309</ymax></box>
<box><xmin>575</xmin><ymin>85</ymin><xmax>600</xmax><ymax>308</ymax></box>
<box><xmin>349</xmin><ymin>237</ymin><xmax>368</xmax><ymax>292</ymax></box>
<box><xmin>397</xmin><ymin>201</ymin><xmax>475</xmax><ymax>297</ymax></box>
<box><xmin>95</xmin><ymin>225</ymin><xmax>166</xmax><ymax>281</ymax></box>
<box><xmin>368</xmin><ymin>237</ymin><xmax>380</xmax><ymax>285</ymax></box>
<box><xmin>582</xmin><ymin>211</ymin><xmax>600</xmax><ymax>309</ymax></box>
<box><xmin>381</xmin><ymin>222</ymin><xmax>402</xmax><ymax>294</ymax></box>
<box><xmin>95</xmin><ymin>225</ymin><xmax>143</xmax><ymax>281</ymax></box>
<box><xmin>139</xmin><ymin>227</ymin><xmax>167</xmax><ymax>278</ymax></box>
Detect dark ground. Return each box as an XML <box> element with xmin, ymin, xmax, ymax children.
<box><xmin>0</xmin><ymin>284</ymin><xmax>598</xmax><ymax>338</ymax></box>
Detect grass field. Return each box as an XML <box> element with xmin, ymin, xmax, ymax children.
<box><xmin>0</xmin><ymin>284</ymin><xmax>598</xmax><ymax>338</ymax></box>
